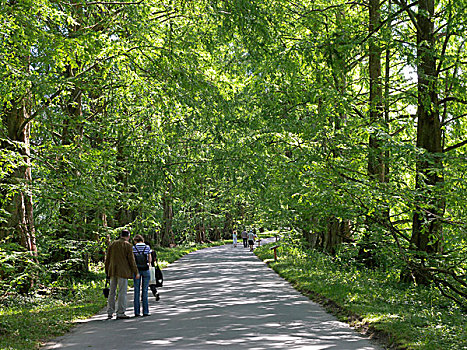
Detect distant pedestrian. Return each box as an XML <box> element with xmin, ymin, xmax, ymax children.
<box><xmin>248</xmin><ymin>230</ymin><xmax>255</xmax><ymax>251</ymax></box>
<box><xmin>241</xmin><ymin>229</ymin><xmax>248</xmax><ymax>248</ymax></box>
<box><xmin>149</xmin><ymin>248</ymin><xmax>161</xmax><ymax>301</ymax></box>
<box><xmin>133</xmin><ymin>234</ymin><xmax>152</xmax><ymax>317</ymax></box>
<box><xmin>105</xmin><ymin>229</ymin><xmax>139</xmax><ymax>320</ymax></box>
<box><xmin>232</xmin><ymin>230</ymin><xmax>238</xmax><ymax>247</ymax></box>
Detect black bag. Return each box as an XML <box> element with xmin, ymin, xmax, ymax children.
<box><xmin>103</xmin><ymin>277</ymin><xmax>110</xmax><ymax>298</ymax></box>
<box><xmin>150</xmin><ymin>250</ymin><xmax>163</xmax><ymax>287</ymax></box>
<box><xmin>134</xmin><ymin>245</ymin><xmax>148</xmax><ymax>271</ymax></box>
<box><xmin>154</xmin><ymin>265</ymin><xmax>163</xmax><ymax>287</ymax></box>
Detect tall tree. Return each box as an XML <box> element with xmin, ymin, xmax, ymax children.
<box><xmin>410</xmin><ymin>0</ymin><xmax>444</xmax><ymax>261</ymax></box>
<box><xmin>0</xmin><ymin>1</ymin><xmax>37</xmax><ymax>254</ymax></box>
<box><xmin>368</xmin><ymin>0</ymin><xmax>385</xmax><ymax>183</ymax></box>
<box><xmin>1</xmin><ymin>92</ymin><xmax>37</xmax><ymax>255</ymax></box>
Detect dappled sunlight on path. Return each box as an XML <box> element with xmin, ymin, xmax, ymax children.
<box><xmin>44</xmin><ymin>241</ymin><xmax>381</xmax><ymax>349</ymax></box>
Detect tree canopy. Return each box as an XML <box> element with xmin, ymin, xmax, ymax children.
<box><xmin>1</xmin><ymin>0</ymin><xmax>466</xmax><ymax>308</ymax></box>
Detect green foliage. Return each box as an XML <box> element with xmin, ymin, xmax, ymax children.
<box><xmin>0</xmin><ymin>0</ymin><xmax>466</xmax><ymax>339</ymax></box>
<box><xmin>0</xmin><ymin>243</ymin><xmax>42</xmax><ymax>294</ymax></box>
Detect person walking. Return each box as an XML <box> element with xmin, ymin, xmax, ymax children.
<box><xmin>232</xmin><ymin>230</ymin><xmax>238</xmax><ymax>247</ymax></box>
<box><xmin>247</xmin><ymin>229</ymin><xmax>255</xmax><ymax>251</ymax></box>
<box><xmin>105</xmin><ymin>229</ymin><xmax>139</xmax><ymax>320</ymax></box>
<box><xmin>133</xmin><ymin>234</ymin><xmax>152</xmax><ymax>317</ymax></box>
<box><xmin>241</xmin><ymin>229</ymin><xmax>248</xmax><ymax>248</ymax></box>
<box><xmin>149</xmin><ymin>248</ymin><xmax>161</xmax><ymax>301</ymax></box>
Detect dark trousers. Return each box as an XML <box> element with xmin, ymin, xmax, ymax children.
<box><xmin>242</xmin><ymin>238</ymin><xmax>248</xmax><ymax>247</ymax></box>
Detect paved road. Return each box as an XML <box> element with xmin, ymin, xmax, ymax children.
<box><xmin>44</xmin><ymin>242</ymin><xmax>382</xmax><ymax>349</ymax></box>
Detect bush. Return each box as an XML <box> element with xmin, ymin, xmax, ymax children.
<box><xmin>0</xmin><ymin>243</ymin><xmax>42</xmax><ymax>295</ymax></box>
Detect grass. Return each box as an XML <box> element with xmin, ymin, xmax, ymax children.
<box><xmin>255</xmin><ymin>242</ymin><xmax>466</xmax><ymax>350</ymax></box>
<box><xmin>0</xmin><ymin>240</ymin><xmax>227</xmax><ymax>350</ymax></box>
<box><xmin>0</xmin><ymin>281</ymin><xmax>104</xmax><ymax>349</ymax></box>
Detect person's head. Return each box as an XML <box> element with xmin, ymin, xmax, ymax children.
<box><xmin>120</xmin><ymin>229</ymin><xmax>130</xmax><ymax>241</ymax></box>
<box><xmin>134</xmin><ymin>234</ymin><xmax>144</xmax><ymax>243</ymax></box>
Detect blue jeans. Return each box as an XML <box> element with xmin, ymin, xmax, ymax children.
<box><xmin>134</xmin><ymin>269</ymin><xmax>150</xmax><ymax>315</ymax></box>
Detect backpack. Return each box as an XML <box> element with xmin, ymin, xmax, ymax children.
<box><xmin>134</xmin><ymin>245</ymin><xmax>148</xmax><ymax>271</ymax></box>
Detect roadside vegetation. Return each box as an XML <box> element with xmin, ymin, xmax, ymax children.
<box><xmin>256</xmin><ymin>238</ymin><xmax>466</xmax><ymax>350</ymax></box>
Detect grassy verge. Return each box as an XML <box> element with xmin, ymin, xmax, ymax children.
<box><xmin>0</xmin><ymin>280</ymin><xmax>104</xmax><ymax>350</ymax></box>
<box><xmin>255</xmin><ymin>242</ymin><xmax>466</xmax><ymax>350</ymax></box>
<box><xmin>0</xmin><ymin>240</ymin><xmax>227</xmax><ymax>350</ymax></box>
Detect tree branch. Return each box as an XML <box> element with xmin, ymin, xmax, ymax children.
<box><xmin>83</xmin><ymin>0</ymin><xmax>145</xmax><ymax>5</ymax></box>
<box><xmin>443</xmin><ymin>140</ymin><xmax>467</xmax><ymax>153</ymax></box>
<box><xmin>359</xmin><ymin>1</ymin><xmax>419</xmax><ymax>45</ymax></box>
<box><xmin>439</xmin><ymin>96</ymin><xmax>467</xmax><ymax>105</ymax></box>
<box><xmin>441</xmin><ymin>113</ymin><xmax>467</xmax><ymax>127</ymax></box>
<box><xmin>392</xmin><ymin>0</ymin><xmax>420</xmax><ymax>32</ymax></box>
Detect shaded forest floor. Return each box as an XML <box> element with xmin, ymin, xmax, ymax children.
<box><xmin>255</xmin><ymin>240</ymin><xmax>466</xmax><ymax>350</ymax></box>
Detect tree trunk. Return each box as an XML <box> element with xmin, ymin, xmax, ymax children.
<box><xmin>58</xmin><ymin>65</ymin><xmax>84</xmax><ymax>239</ymax></box>
<box><xmin>368</xmin><ymin>0</ymin><xmax>385</xmax><ymax>183</ymax></box>
<box><xmin>359</xmin><ymin>0</ymin><xmax>388</xmax><ymax>267</ymax></box>
<box><xmin>1</xmin><ymin>96</ymin><xmax>37</xmax><ymax>255</ymax></box>
<box><xmin>195</xmin><ymin>221</ymin><xmax>206</xmax><ymax>243</ymax></box>
<box><xmin>411</xmin><ymin>0</ymin><xmax>443</xmax><ymax>254</ymax></box>
<box><xmin>312</xmin><ymin>216</ymin><xmax>350</xmax><ymax>255</ymax></box>
<box><xmin>402</xmin><ymin>0</ymin><xmax>443</xmax><ymax>284</ymax></box>
<box><xmin>315</xmin><ymin>11</ymin><xmax>353</xmax><ymax>255</ymax></box>
<box><xmin>210</xmin><ymin>226</ymin><xmax>220</xmax><ymax>241</ymax></box>
<box><xmin>160</xmin><ymin>183</ymin><xmax>174</xmax><ymax>247</ymax></box>
<box><xmin>223</xmin><ymin>211</ymin><xmax>233</xmax><ymax>239</ymax></box>
<box><xmin>115</xmin><ymin>142</ymin><xmax>132</xmax><ymax>227</ymax></box>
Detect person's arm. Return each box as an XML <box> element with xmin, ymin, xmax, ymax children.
<box><xmin>148</xmin><ymin>251</ymin><xmax>152</xmax><ymax>265</ymax></box>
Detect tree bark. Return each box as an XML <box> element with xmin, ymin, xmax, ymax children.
<box><xmin>115</xmin><ymin>142</ymin><xmax>132</xmax><ymax>227</ymax></box>
<box><xmin>400</xmin><ymin>0</ymin><xmax>444</xmax><ymax>284</ymax></box>
<box><xmin>368</xmin><ymin>0</ymin><xmax>385</xmax><ymax>183</ymax></box>
<box><xmin>316</xmin><ymin>11</ymin><xmax>352</xmax><ymax>255</ymax></box>
<box><xmin>195</xmin><ymin>221</ymin><xmax>206</xmax><ymax>243</ymax></box>
<box><xmin>58</xmin><ymin>65</ymin><xmax>84</xmax><ymax>239</ymax></box>
<box><xmin>411</xmin><ymin>0</ymin><xmax>444</xmax><ymax>255</ymax></box>
<box><xmin>160</xmin><ymin>182</ymin><xmax>174</xmax><ymax>247</ymax></box>
<box><xmin>1</xmin><ymin>93</ymin><xmax>37</xmax><ymax>255</ymax></box>
<box><xmin>223</xmin><ymin>211</ymin><xmax>233</xmax><ymax>239</ymax></box>
<box><xmin>359</xmin><ymin>0</ymin><xmax>389</xmax><ymax>267</ymax></box>
<box><xmin>311</xmin><ymin>217</ymin><xmax>350</xmax><ymax>255</ymax></box>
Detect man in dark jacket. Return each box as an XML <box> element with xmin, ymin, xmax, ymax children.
<box><xmin>241</xmin><ymin>229</ymin><xmax>248</xmax><ymax>248</ymax></box>
<box><xmin>105</xmin><ymin>229</ymin><xmax>139</xmax><ymax>319</ymax></box>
